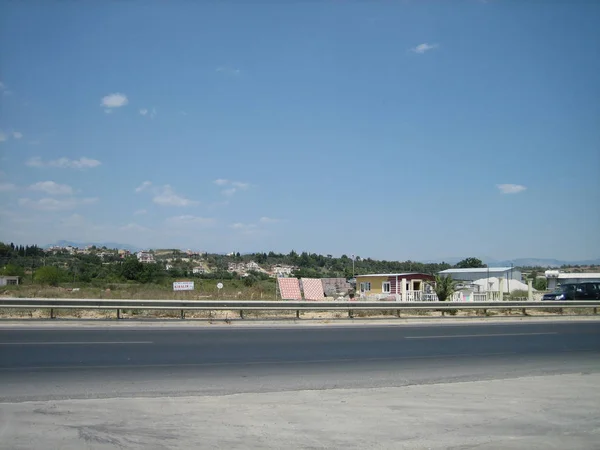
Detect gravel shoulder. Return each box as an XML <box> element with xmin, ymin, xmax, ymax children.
<box><xmin>1</xmin><ymin>373</ymin><xmax>599</xmax><ymax>449</ymax></box>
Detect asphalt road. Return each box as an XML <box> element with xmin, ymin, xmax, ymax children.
<box><xmin>1</xmin><ymin>320</ymin><xmax>599</xmax><ymax>402</ymax></box>
<box><xmin>1</xmin><ymin>320</ymin><xmax>600</xmax><ymax>449</ymax></box>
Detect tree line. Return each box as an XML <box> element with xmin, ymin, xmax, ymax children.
<box><xmin>0</xmin><ymin>241</ymin><xmax>493</xmax><ymax>286</ymax></box>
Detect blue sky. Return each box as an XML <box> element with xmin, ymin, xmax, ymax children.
<box><xmin>1</xmin><ymin>1</ymin><xmax>599</xmax><ymax>261</ymax></box>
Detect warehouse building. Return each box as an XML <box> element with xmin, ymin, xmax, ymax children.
<box><xmin>438</xmin><ymin>267</ymin><xmax>521</xmax><ymax>283</ymax></box>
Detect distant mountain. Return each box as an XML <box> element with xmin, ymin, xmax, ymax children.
<box><xmin>422</xmin><ymin>256</ymin><xmax>600</xmax><ymax>268</ymax></box>
<box><xmin>494</xmin><ymin>258</ymin><xmax>600</xmax><ymax>268</ymax></box>
<box><xmin>46</xmin><ymin>240</ymin><xmax>141</xmax><ymax>252</ymax></box>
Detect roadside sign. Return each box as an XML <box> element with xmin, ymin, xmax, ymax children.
<box><xmin>173</xmin><ymin>281</ymin><xmax>194</xmax><ymax>291</ymax></box>
<box><xmin>217</xmin><ymin>282</ymin><xmax>223</xmax><ymax>290</ymax></box>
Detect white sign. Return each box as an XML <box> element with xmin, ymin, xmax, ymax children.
<box><xmin>217</xmin><ymin>282</ymin><xmax>223</xmax><ymax>290</ymax></box>
<box><xmin>173</xmin><ymin>281</ymin><xmax>195</xmax><ymax>291</ymax></box>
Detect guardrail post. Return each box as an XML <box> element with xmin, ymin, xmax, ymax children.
<box><xmin>117</xmin><ymin>308</ymin><xmax>121</xmax><ymax>320</ymax></box>
<box><xmin>50</xmin><ymin>308</ymin><xmax>55</xmax><ymax>319</ymax></box>
<box><xmin>181</xmin><ymin>309</ymin><xmax>185</xmax><ymax>320</ymax></box>
<box><xmin>396</xmin><ymin>309</ymin><xmax>401</xmax><ymax>318</ymax></box>
<box><xmin>296</xmin><ymin>310</ymin><xmax>300</xmax><ymax>319</ymax></box>
<box><xmin>348</xmin><ymin>309</ymin><xmax>354</xmax><ymax>319</ymax></box>
<box><xmin>240</xmin><ymin>310</ymin><xmax>244</xmax><ymax>319</ymax></box>
<box><xmin>594</xmin><ymin>307</ymin><xmax>598</xmax><ymax>315</ymax></box>
<box><xmin>522</xmin><ymin>308</ymin><xmax>527</xmax><ymax>316</ymax></box>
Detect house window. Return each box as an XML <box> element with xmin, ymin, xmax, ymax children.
<box><xmin>360</xmin><ymin>282</ymin><xmax>371</xmax><ymax>293</ymax></box>
<box><xmin>382</xmin><ymin>282</ymin><xmax>391</xmax><ymax>293</ymax></box>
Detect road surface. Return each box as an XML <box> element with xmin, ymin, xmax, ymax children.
<box><xmin>1</xmin><ymin>320</ymin><xmax>599</xmax><ymax>448</ymax></box>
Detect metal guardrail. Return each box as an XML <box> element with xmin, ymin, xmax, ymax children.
<box><xmin>0</xmin><ymin>297</ymin><xmax>599</xmax><ymax>319</ymax></box>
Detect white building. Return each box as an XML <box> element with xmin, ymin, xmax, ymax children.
<box><xmin>0</xmin><ymin>276</ymin><xmax>19</xmax><ymax>286</ymax></box>
<box><xmin>439</xmin><ymin>267</ymin><xmax>522</xmax><ymax>283</ymax></box>
<box><xmin>545</xmin><ymin>271</ymin><xmax>600</xmax><ymax>290</ymax></box>
<box><xmin>136</xmin><ymin>251</ymin><xmax>155</xmax><ymax>263</ymax></box>
<box><xmin>246</xmin><ymin>261</ymin><xmax>261</xmax><ymax>271</ymax></box>
<box><xmin>192</xmin><ymin>266</ymin><xmax>206</xmax><ymax>274</ymax></box>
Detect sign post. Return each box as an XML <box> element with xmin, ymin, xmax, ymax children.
<box><xmin>173</xmin><ymin>281</ymin><xmax>194</xmax><ymax>291</ymax></box>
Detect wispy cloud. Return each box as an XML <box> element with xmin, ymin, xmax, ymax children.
<box><xmin>216</xmin><ymin>66</ymin><xmax>241</xmax><ymax>76</ymax></box>
<box><xmin>133</xmin><ymin>209</ymin><xmax>147</xmax><ymax>215</ymax></box>
<box><xmin>135</xmin><ymin>181</ymin><xmax>153</xmax><ymax>193</ymax></box>
<box><xmin>153</xmin><ymin>185</ymin><xmax>198</xmax><ymax>207</ymax></box>
<box><xmin>26</xmin><ymin>156</ymin><xmax>102</xmax><ymax>169</ymax></box>
<box><xmin>154</xmin><ymin>188</ymin><xmax>197</xmax><ymax>207</ymax></box>
<box><xmin>29</xmin><ymin>181</ymin><xmax>73</xmax><ymax>195</ymax></box>
<box><xmin>135</xmin><ymin>181</ymin><xmax>198</xmax><ymax>207</ymax></box>
<box><xmin>120</xmin><ymin>223</ymin><xmax>149</xmax><ymax>232</ymax></box>
<box><xmin>410</xmin><ymin>43</ymin><xmax>438</xmax><ymax>54</ymax></box>
<box><xmin>18</xmin><ymin>197</ymin><xmax>97</xmax><ymax>211</ymax></box>
<box><xmin>165</xmin><ymin>215</ymin><xmax>216</xmax><ymax>227</ymax></box>
<box><xmin>497</xmin><ymin>184</ymin><xmax>527</xmax><ymax>194</ymax></box>
<box><xmin>61</xmin><ymin>213</ymin><xmax>86</xmax><ymax>227</ymax></box>
<box><xmin>214</xmin><ymin>179</ymin><xmax>251</xmax><ymax>196</ymax></box>
<box><xmin>259</xmin><ymin>216</ymin><xmax>282</xmax><ymax>224</ymax></box>
<box><xmin>230</xmin><ymin>222</ymin><xmax>257</xmax><ymax>230</ymax></box>
<box><xmin>101</xmin><ymin>93</ymin><xmax>128</xmax><ymax>109</ymax></box>
<box><xmin>0</xmin><ymin>182</ymin><xmax>17</xmax><ymax>192</ymax></box>
<box><xmin>12</xmin><ymin>131</ymin><xmax>23</xmax><ymax>139</ymax></box>
<box><xmin>0</xmin><ymin>81</ymin><xmax>12</xmax><ymax>96</ymax></box>
<box><xmin>139</xmin><ymin>107</ymin><xmax>157</xmax><ymax>118</ymax></box>
<box><xmin>0</xmin><ymin>131</ymin><xmax>7</xmax><ymax>142</ymax></box>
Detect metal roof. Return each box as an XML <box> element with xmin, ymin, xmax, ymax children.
<box><xmin>356</xmin><ymin>273</ymin><xmax>433</xmax><ymax>278</ymax></box>
<box><xmin>558</xmin><ymin>273</ymin><xmax>600</xmax><ymax>279</ymax></box>
<box><xmin>439</xmin><ymin>267</ymin><xmax>513</xmax><ymax>274</ymax></box>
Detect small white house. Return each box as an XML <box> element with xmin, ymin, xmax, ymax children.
<box><xmin>0</xmin><ymin>276</ymin><xmax>20</xmax><ymax>286</ymax></box>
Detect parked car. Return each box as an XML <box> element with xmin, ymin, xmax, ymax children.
<box><xmin>542</xmin><ymin>282</ymin><xmax>600</xmax><ymax>301</ymax></box>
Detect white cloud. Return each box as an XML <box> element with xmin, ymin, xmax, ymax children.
<box><xmin>165</xmin><ymin>215</ymin><xmax>216</xmax><ymax>227</ymax></box>
<box><xmin>411</xmin><ymin>43</ymin><xmax>438</xmax><ymax>54</ymax></box>
<box><xmin>214</xmin><ymin>179</ymin><xmax>251</xmax><ymax>196</ymax></box>
<box><xmin>135</xmin><ymin>181</ymin><xmax>152</xmax><ymax>193</ymax></box>
<box><xmin>497</xmin><ymin>184</ymin><xmax>527</xmax><ymax>194</ymax></box>
<box><xmin>140</xmin><ymin>107</ymin><xmax>157</xmax><ymax>118</ymax></box>
<box><xmin>0</xmin><ymin>81</ymin><xmax>11</xmax><ymax>96</ymax></box>
<box><xmin>120</xmin><ymin>223</ymin><xmax>149</xmax><ymax>232</ymax></box>
<box><xmin>259</xmin><ymin>216</ymin><xmax>281</xmax><ymax>224</ymax></box>
<box><xmin>0</xmin><ymin>131</ymin><xmax>6</xmax><ymax>142</ymax></box>
<box><xmin>153</xmin><ymin>185</ymin><xmax>198</xmax><ymax>207</ymax></box>
<box><xmin>232</xmin><ymin>181</ymin><xmax>249</xmax><ymax>190</ymax></box>
<box><xmin>0</xmin><ymin>182</ymin><xmax>17</xmax><ymax>192</ymax></box>
<box><xmin>29</xmin><ymin>181</ymin><xmax>73</xmax><ymax>195</ymax></box>
<box><xmin>26</xmin><ymin>156</ymin><xmax>102</xmax><ymax>169</ymax></box>
<box><xmin>12</xmin><ymin>131</ymin><xmax>23</xmax><ymax>139</ymax></box>
<box><xmin>230</xmin><ymin>222</ymin><xmax>257</xmax><ymax>230</ymax></box>
<box><xmin>216</xmin><ymin>66</ymin><xmax>241</xmax><ymax>76</ymax></box>
<box><xmin>136</xmin><ymin>181</ymin><xmax>198</xmax><ymax>207</ymax></box>
<box><xmin>101</xmin><ymin>93</ymin><xmax>128</xmax><ymax>108</ymax></box>
<box><xmin>61</xmin><ymin>213</ymin><xmax>86</xmax><ymax>227</ymax></box>
<box><xmin>18</xmin><ymin>197</ymin><xmax>97</xmax><ymax>211</ymax></box>
<box><xmin>133</xmin><ymin>209</ymin><xmax>147</xmax><ymax>215</ymax></box>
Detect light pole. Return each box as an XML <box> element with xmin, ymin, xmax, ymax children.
<box><xmin>352</xmin><ymin>254</ymin><xmax>355</xmax><ymax>277</ymax></box>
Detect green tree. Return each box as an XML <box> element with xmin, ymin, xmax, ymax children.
<box><xmin>533</xmin><ymin>277</ymin><xmax>547</xmax><ymax>291</ymax></box>
<box><xmin>120</xmin><ymin>257</ymin><xmax>144</xmax><ymax>281</ymax></box>
<box><xmin>34</xmin><ymin>266</ymin><xmax>65</xmax><ymax>286</ymax></box>
<box><xmin>456</xmin><ymin>257</ymin><xmax>486</xmax><ymax>268</ymax></box>
<box><xmin>1</xmin><ymin>263</ymin><xmax>25</xmax><ymax>277</ymax></box>
<box><xmin>433</xmin><ymin>274</ymin><xmax>456</xmax><ymax>302</ymax></box>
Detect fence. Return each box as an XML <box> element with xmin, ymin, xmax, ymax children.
<box><xmin>0</xmin><ymin>297</ymin><xmax>598</xmax><ymax>320</ymax></box>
